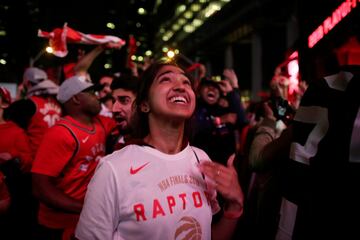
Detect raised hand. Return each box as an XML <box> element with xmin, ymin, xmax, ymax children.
<box><xmin>218</xmin><ymin>80</ymin><xmax>233</xmax><ymax>94</ymax></box>
<box><xmin>198</xmin><ymin>154</ymin><xmax>244</xmax><ymax>214</ymax></box>
<box><xmin>223</xmin><ymin>69</ymin><xmax>239</xmax><ymax>89</ymax></box>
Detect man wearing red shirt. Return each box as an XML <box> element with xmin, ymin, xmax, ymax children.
<box><xmin>31</xmin><ymin>76</ymin><xmax>116</xmax><ymax>240</ymax></box>
<box><xmin>0</xmin><ymin>86</ymin><xmax>34</xmax><ymax>239</ymax></box>
<box><xmin>0</xmin><ymin>87</ymin><xmax>32</xmax><ymax>171</ymax></box>
<box><xmin>0</xmin><ymin>89</ymin><xmax>15</xmax><ymax>220</ymax></box>
<box><xmin>23</xmin><ymin>67</ymin><xmax>62</xmax><ymax>158</ymax></box>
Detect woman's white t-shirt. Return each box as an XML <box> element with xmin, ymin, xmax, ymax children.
<box><xmin>75</xmin><ymin>144</ymin><xmax>220</xmax><ymax>240</ymax></box>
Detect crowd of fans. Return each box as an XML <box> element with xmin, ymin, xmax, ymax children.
<box><xmin>0</xmin><ymin>44</ymin><xmax>359</xmax><ymax>240</ymax></box>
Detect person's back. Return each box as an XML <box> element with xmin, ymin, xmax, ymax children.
<box><xmin>277</xmin><ymin>66</ymin><xmax>360</xmax><ymax>239</ymax></box>
<box><xmin>0</xmin><ymin>121</ymin><xmax>32</xmax><ymax>172</ymax></box>
<box><xmin>22</xmin><ymin>67</ymin><xmax>62</xmax><ymax>157</ymax></box>
<box><xmin>27</xmin><ymin>95</ymin><xmax>62</xmax><ymax>154</ymax></box>
<box><xmin>1</xmin><ymin>87</ymin><xmax>32</xmax><ymax>171</ymax></box>
<box><xmin>0</xmin><ymin>86</ymin><xmax>35</xmax><ymax>239</ymax></box>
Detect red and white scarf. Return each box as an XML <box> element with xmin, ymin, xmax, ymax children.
<box><xmin>38</xmin><ymin>23</ymin><xmax>126</xmax><ymax>57</ymax></box>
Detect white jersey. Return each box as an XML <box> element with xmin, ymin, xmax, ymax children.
<box><xmin>75</xmin><ymin>144</ymin><xmax>220</xmax><ymax>240</ymax></box>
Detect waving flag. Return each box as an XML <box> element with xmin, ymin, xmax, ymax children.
<box><xmin>38</xmin><ymin>23</ymin><xmax>126</xmax><ymax>57</ymax></box>
<box><xmin>126</xmin><ymin>35</ymin><xmax>137</xmax><ymax>69</ymax></box>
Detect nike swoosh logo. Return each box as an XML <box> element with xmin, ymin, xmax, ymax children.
<box><xmin>130</xmin><ymin>162</ymin><xmax>150</xmax><ymax>175</ymax></box>
<box><xmin>82</xmin><ymin>136</ymin><xmax>89</xmax><ymax>143</ymax></box>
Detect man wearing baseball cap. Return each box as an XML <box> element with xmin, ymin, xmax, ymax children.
<box><xmin>31</xmin><ymin>76</ymin><xmax>116</xmax><ymax>240</ymax></box>
<box><xmin>22</xmin><ymin>67</ymin><xmax>62</xmax><ymax>158</ymax></box>
<box><xmin>23</xmin><ymin>67</ymin><xmax>59</xmax><ymax>96</ymax></box>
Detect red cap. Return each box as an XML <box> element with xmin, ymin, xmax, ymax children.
<box><xmin>0</xmin><ymin>86</ymin><xmax>12</xmax><ymax>104</ymax></box>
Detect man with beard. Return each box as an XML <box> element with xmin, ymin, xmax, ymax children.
<box><xmin>106</xmin><ymin>73</ymin><xmax>140</xmax><ymax>153</ymax></box>
<box><xmin>31</xmin><ymin>76</ymin><xmax>116</xmax><ymax>240</ymax></box>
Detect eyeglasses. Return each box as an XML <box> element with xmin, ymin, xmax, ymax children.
<box><xmin>81</xmin><ymin>88</ymin><xmax>96</xmax><ymax>95</ymax></box>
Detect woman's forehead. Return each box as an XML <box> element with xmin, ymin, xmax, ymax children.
<box><xmin>155</xmin><ymin>65</ymin><xmax>185</xmax><ymax>78</ymax></box>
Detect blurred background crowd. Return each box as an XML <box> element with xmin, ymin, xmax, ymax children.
<box><xmin>0</xmin><ymin>0</ymin><xmax>359</xmax><ymax>239</ymax></box>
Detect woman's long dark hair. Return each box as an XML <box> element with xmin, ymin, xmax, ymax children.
<box><xmin>131</xmin><ymin>60</ymin><xmax>195</xmax><ymax>141</ymax></box>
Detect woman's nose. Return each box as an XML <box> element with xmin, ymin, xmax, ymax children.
<box><xmin>173</xmin><ymin>81</ymin><xmax>186</xmax><ymax>92</ymax></box>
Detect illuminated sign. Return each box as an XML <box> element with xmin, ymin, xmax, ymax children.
<box><xmin>308</xmin><ymin>0</ymin><xmax>359</xmax><ymax>48</ymax></box>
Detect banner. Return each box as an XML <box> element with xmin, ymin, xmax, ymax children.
<box><xmin>38</xmin><ymin>23</ymin><xmax>126</xmax><ymax>57</ymax></box>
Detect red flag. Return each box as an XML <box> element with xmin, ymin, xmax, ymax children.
<box><xmin>38</xmin><ymin>23</ymin><xmax>126</xmax><ymax>57</ymax></box>
<box><xmin>126</xmin><ymin>35</ymin><xmax>137</xmax><ymax>69</ymax></box>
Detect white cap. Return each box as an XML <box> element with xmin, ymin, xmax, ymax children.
<box><xmin>23</xmin><ymin>67</ymin><xmax>60</xmax><ymax>96</ymax></box>
<box><xmin>57</xmin><ymin>76</ymin><xmax>94</xmax><ymax>104</ymax></box>
<box><xmin>23</xmin><ymin>67</ymin><xmax>48</xmax><ymax>84</ymax></box>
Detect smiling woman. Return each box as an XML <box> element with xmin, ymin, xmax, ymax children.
<box><xmin>75</xmin><ymin>61</ymin><xmax>244</xmax><ymax>240</ymax></box>
<box><xmin>133</xmin><ymin>62</ymin><xmax>196</xmax><ymax>141</ymax></box>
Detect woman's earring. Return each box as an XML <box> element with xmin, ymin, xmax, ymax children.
<box><xmin>141</xmin><ymin>104</ymin><xmax>150</xmax><ymax>113</ymax></box>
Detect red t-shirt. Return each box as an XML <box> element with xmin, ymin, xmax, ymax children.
<box><xmin>31</xmin><ymin>115</ymin><xmax>115</xmax><ymax>229</ymax></box>
<box><xmin>0</xmin><ymin>121</ymin><xmax>33</xmax><ymax>172</ymax></box>
<box><xmin>27</xmin><ymin>96</ymin><xmax>62</xmax><ymax>156</ymax></box>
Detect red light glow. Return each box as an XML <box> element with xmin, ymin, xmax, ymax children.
<box><xmin>308</xmin><ymin>0</ymin><xmax>359</xmax><ymax>48</ymax></box>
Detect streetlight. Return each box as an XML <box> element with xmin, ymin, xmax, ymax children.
<box><xmin>30</xmin><ymin>46</ymin><xmax>54</xmax><ymax>67</ymax></box>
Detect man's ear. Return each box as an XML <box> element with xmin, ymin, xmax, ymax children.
<box><xmin>72</xmin><ymin>94</ymin><xmax>81</xmax><ymax>105</ymax></box>
<box><xmin>140</xmin><ymin>102</ymin><xmax>150</xmax><ymax>113</ymax></box>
